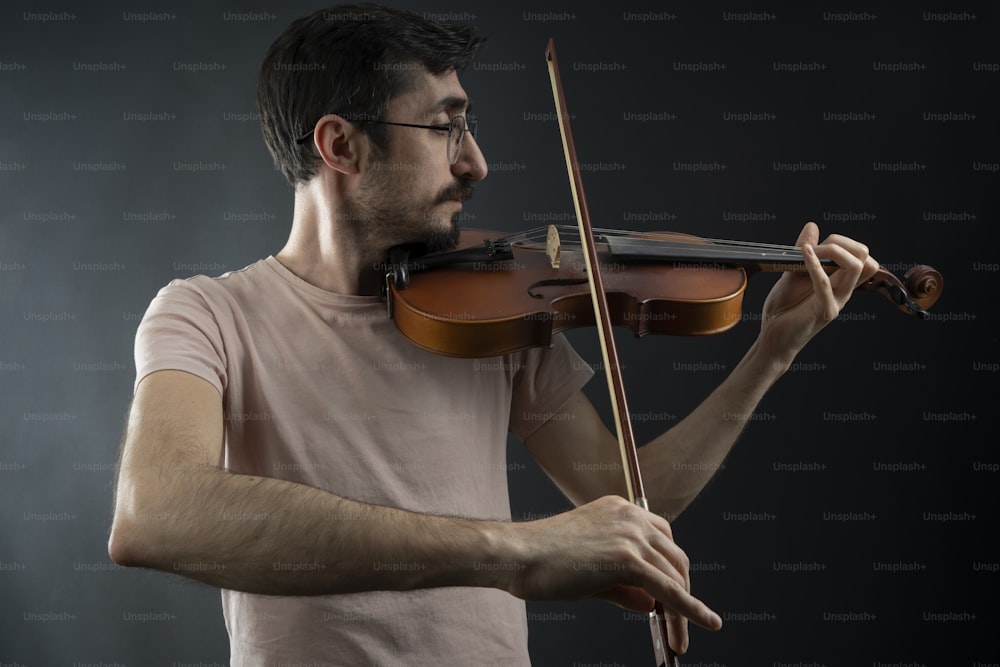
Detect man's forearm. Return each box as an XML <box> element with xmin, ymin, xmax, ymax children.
<box><xmin>640</xmin><ymin>337</ymin><xmax>790</xmax><ymax>520</ymax></box>
<box><xmin>109</xmin><ymin>464</ymin><xmax>512</xmax><ymax>595</ymax></box>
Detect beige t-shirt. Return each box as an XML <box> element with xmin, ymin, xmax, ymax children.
<box><xmin>134</xmin><ymin>256</ymin><xmax>594</xmax><ymax>666</ymax></box>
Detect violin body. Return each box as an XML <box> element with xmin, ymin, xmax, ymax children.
<box><xmin>389</xmin><ymin>228</ymin><xmax>749</xmax><ymax>358</ymax></box>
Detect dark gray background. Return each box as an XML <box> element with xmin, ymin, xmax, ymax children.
<box><xmin>1</xmin><ymin>1</ymin><xmax>997</xmax><ymax>665</ymax></box>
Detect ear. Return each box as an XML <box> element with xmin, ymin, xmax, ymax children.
<box><xmin>310</xmin><ymin>114</ymin><xmax>363</xmax><ymax>176</ymax></box>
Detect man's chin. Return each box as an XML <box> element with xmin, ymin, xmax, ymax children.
<box><xmin>422</xmin><ymin>221</ymin><xmax>461</xmax><ymax>254</ymax></box>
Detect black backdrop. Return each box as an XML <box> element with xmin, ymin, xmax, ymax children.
<box><xmin>1</xmin><ymin>1</ymin><xmax>997</xmax><ymax>665</ymax></box>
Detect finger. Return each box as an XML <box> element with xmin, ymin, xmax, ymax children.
<box><xmin>802</xmin><ymin>244</ymin><xmax>840</xmax><ymax>322</ymax></box>
<box><xmin>860</xmin><ymin>255</ymin><xmax>880</xmax><ymax>284</ymax></box>
<box><xmin>625</xmin><ymin>513</ymin><xmax>691</xmax><ymax>603</ymax></box>
<box><xmin>812</xmin><ymin>242</ymin><xmax>866</xmax><ymax>298</ymax></box>
<box><xmin>817</xmin><ymin>234</ymin><xmax>879</xmax><ymax>285</ymax></box>
<box><xmin>667</xmin><ymin>609</ymin><xmax>690</xmax><ymax>655</ymax></box>
<box><xmin>819</xmin><ymin>233</ymin><xmax>869</xmax><ymax>264</ymax></box>
<box><xmin>596</xmin><ymin>588</ymin><xmax>694</xmax><ymax>655</ymax></box>
<box><xmin>633</xmin><ymin>508</ymin><xmax>686</xmax><ymax>589</ymax></box>
<box><xmin>634</xmin><ymin>560</ymin><xmax>722</xmax><ymax>631</ymax></box>
<box><xmin>609</xmin><ymin>502</ymin><xmax>719</xmax><ymax>630</ymax></box>
<box><xmin>795</xmin><ymin>221</ymin><xmax>820</xmax><ymax>247</ymax></box>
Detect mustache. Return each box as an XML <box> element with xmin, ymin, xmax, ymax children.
<box><xmin>434</xmin><ymin>178</ymin><xmax>476</xmax><ymax>204</ymax></box>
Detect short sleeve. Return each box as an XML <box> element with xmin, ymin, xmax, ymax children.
<box><xmin>507</xmin><ymin>333</ymin><xmax>594</xmax><ymax>440</ymax></box>
<box><xmin>134</xmin><ymin>280</ymin><xmax>228</xmax><ymax>395</ymax></box>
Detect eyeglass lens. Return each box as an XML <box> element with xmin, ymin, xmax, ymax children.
<box><xmin>448</xmin><ymin>116</ymin><xmax>465</xmax><ymax>164</ymax></box>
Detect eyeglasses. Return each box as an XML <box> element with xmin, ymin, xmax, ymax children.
<box><xmin>295</xmin><ymin>114</ymin><xmax>478</xmax><ymax>165</ymax></box>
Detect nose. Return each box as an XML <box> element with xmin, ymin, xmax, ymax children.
<box><xmin>452</xmin><ymin>133</ymin><xmax>488</xmax><ymax>182</ymax></box>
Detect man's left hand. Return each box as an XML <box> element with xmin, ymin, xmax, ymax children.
<box><xmin>758</xmin><ymin>221</ymin><xmax>879</xmax><ymax>364</ymax></box>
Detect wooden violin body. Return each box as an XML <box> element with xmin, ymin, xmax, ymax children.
<box><xmin>388</xmin><ymin>228</ymin><xmax>746</xmax><ymax>357</ymax></box>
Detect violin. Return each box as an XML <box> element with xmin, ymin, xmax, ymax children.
<box><xmin>385</xmin><ymin>39</ymin><xmax>942</xmax><ymax>666</ymax></box>
<box><xmin>384</xmin><ymin>224</ymin><xmax>943</xmax><ymax>357</ymax></box>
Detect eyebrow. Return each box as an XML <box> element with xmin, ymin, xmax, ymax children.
<box><xmin>430</xmin><ymin>95</ymin><xmax>472</xmax><ymax>116</ymax></box>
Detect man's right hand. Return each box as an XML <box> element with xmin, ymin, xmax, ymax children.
<box><xmin>503</xmin><ymin>495</ymin><xmax>722</xmax><ymax>655</ymax></box>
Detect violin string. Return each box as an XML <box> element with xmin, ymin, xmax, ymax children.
<box><xmin>595</xmin><ymin>227</ymin><xmax>806</xmax><ymax>253</ymax></box>
<box><xmin>497</xmin><ymin>225</ymin><xmax>807</xmax><ymax>258</ymax></box>
<box><xmin>500</xmin><ymin>225</ymin><xmax>805</xmax><ymax>253</ymax></box>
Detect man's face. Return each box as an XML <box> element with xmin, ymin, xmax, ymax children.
<box><xmin>349</xmin><ymin>69</ymin><xmax>488</xmax><ymax>255</ymax></box>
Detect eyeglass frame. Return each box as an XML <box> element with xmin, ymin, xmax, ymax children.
<box><xmin>294</xmin><ymin>114</ymin><xmax>478</xmax><ymax>164</ymax></box>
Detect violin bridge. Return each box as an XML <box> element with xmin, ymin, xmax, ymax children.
<box><xmin>546</xmin><ymin>224</ymin><xmax>561</xmax><ymax>269</ymax></box>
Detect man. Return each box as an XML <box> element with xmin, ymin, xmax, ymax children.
<box><xmin>108</xmin><ymin>4</ymin><xmax>877</xmax><ymax>665</ymax></box>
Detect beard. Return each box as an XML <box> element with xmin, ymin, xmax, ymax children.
<box><xmin>349</xmin><ymin>158</ymin><xmax>475</xmax><ymax>256</ymax></box>
<box><xmin>422</xmin><ymin>177</ymin><xmax>476</xmax><ymax>252</ymax></box>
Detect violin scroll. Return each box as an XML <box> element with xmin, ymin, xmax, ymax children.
<box><xmin>861</xmin><ymin>265</ymin><xmax>943</xmax><ymax>319</ymax></box>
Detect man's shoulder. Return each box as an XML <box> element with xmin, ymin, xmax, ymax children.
<box><xmin>143</xmin><ymin>258</ymin><xmax>278</xmax><ymax>329</ymax></box>
<box><xmin>159</xmin><ymin>257</ymin><xmax>273</xmax><ymax>300</ymax></box>
<box><xmin>172</xmin><ymin>257</ymin><xmax>270</xmax><ymax>288</ymax></box>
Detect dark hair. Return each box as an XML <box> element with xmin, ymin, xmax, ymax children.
<box><xmin>257</xmin><ymin>3</ymin><xmax>484</xmax><ymax>187</ymax></box>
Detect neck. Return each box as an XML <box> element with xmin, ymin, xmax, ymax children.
<box><xmin>275</xmin><ymin>180</ymin><xmax>387</xmax><ymax>296</ymax></box>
